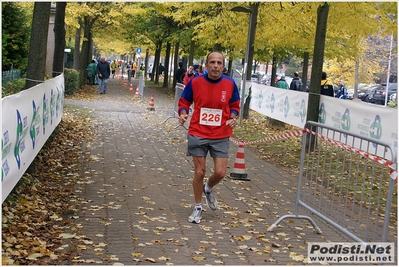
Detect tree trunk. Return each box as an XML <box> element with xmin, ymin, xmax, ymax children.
<box><xmin>302</xmin><ymin>52</ymin><xmax>309</xmax><ymax>91</ymax></box>
<box><xmin>25</xmin><ymin>2</ymin><xmax>51</xmax><ymax>89</ymax></box>
<box><xmin>242</xmin><ymin>3</ymin><xmax>259</xmax><ymax>121</ymax></box>
<box><xmin>227</xmin><ymin>59</ymin><xmax>233</xmax><ymax>76</ymax></box>
<box><xmin>52</xmin><ymin>2</ymin><xmax>67</xmax><ymax>78</ymax></box>
<box><xmin>182</xmin><ymin>58</ymin><xmax>188</xmax><ymax>71</ymax></box>
<box><xmin>73</xmin><ymin>20</ymin><xmax>81</xmax><ymax>70</ymax></box>
<box><xmin>189</xmin><ymin>40</ymin><xmax>195</xmax><ymax>66</ymax></box>
<box><xmin>270</xmin><ymin>56</ymin><xmax>277</xmax><ymax>87</ymax></box>
<box><xmin>163</xmin><ymin>42</ymin><xmax>171</xmax><ymax>88</ymax></box>
<box><xmin>87</xmin><ymin>32</ymin><xmax>93</xmax><ymax>64</ymax></box>
<box><xmin>306</xmin><ymin>3</ymin><xmax>329</xmax><ymax>149</ymax></box>
<box><xmin>173</xmin><ymin>41</ymin><xmax>179</xmax><ymax>89</ymax></box>
<box><xmin>153</xmin><ymin>41</ymin><xmax>162</xmax><ymax>84</ymax></box>
<box><xmin>267</xmin><ymin>55</ymin><xmax>286</xmax><ymax>129</ymax></box>
<box><xmin>144</xmin><ymin>48</ymin><xmax>149</xmax><ymax>78</ymax></box>
<box><xmin>307</xmin><ymin>3</ymin><xmax>329</xmax><ymax>123</ymax></box>
<box><xmin>80</xmin><ymin>17</ymin><xmax>92</xmax><ymax>72</ymax></box>
<box><xmin>245</xmin><ymin>3</ymin><xmax>259</xmax><ymax>81</ymax></box>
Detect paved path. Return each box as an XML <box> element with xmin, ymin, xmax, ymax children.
<box><xmin>64</xmin><ymin>77</ymin><xmax>388</xmax><ymax>265</ymax></box>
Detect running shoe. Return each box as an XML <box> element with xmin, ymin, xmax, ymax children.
<box><xmin>188</xmin><ymin>208</ymin><xmax>202</xmax><ymax>224</ymax></box>
<box><xmin>204</xmin><ymin>185</ymin><xmax>218</xmax><ymax>210</ymax></box>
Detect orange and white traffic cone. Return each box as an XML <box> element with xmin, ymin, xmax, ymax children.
<box><xmin>230</xmin><ymin>142</ymin><xmax>249</xmax><ymax>181</ymax></box>
<box><xmin>133</xmin><ymin>87</ymin><xmax>140</xmax><ymax>98</ymax></box>
<box><xmin>147</xmin><ymin>94</ymin><xmax>155</xmax><ymax>111</ymax></box>
<box><xmin>129</xmin><ymin>83</ymin><xmax>133</xmax><ymax>93</ymax></box>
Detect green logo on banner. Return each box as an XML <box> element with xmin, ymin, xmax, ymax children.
<box><xmin>370</xmin><ymin>115</ymin><xmax>382</xmax><ymax>140</ymax></box>
<box><xmin>284</xmin><ymin>96</ymin><xmax>290</xmax><ymax>118</ymax></box>
<box><xmin>341</xmin><ymin>108</ymin><xmax>351</xmax><ymax>131</ymax></box>
<box><xmin>318</xmin><ymin>103</ymin><xmax>326</xmax><ymax>124</ymax></box>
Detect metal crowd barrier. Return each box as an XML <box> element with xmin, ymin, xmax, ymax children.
<box><xmin>268</xmin><ymin>121</ymin><xmax>397</xmax><ymax>244</ymax></box>
<box><xmin>2</xmin><ymin>69</ymin><xmax>22</xmax><ymax>85</ymax></box>
<box><xmin>164</xmin><ymin>82</ymin><xmax>186</xmax><ymax>129</ymax></box>
<box><xmin>138</xmin><ymin>70</ymin><xmax>145</xmax><ymax>97</ymax></box>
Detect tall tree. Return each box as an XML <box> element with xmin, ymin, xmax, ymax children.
<box><xmin>307</xmin><ymin>3</ymin><xmax>329</xmax><ymax>124</ymax></box>
<box><xmin>73</xmin><ymin>19</ymin><xmax>82</xmax><ymax>70</ymax></box>
<box><xmin>25</xmin><ymin>2</ymin><xmax>51</xmax><ymax>89</ymax></box>
<box><xmin>164</xmin><ymin>42</ymin><xmax>171</xmax><ymax>88</ymax></box>
<box><xmin>173</xmin><ymin>41</ymin><xmax>180</xmax><ymax>88</ymax></box>
<box><xmin>52</xmin><ymin>2</ymin><xmax>67</xmax><ymax>78</ymax></box>
<box><xmin>1</xmin><ymin>2</ymin><xmax>30</xmax><ymax>71</ymax></box>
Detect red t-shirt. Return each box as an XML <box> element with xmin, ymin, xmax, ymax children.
<box><xmin>178</xmin><ymin>75</ymin><xmax>240</xmax><ymax>139</ymax></box>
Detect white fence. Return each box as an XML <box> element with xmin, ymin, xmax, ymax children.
<box><xmin>248</xmin><ymin>83</ymin><xmax>397</xmax><ymax>161</ymax></box>
<box><xmin>1</xmin><ymin>74</ymin><xmax>65</xmax><ymax>202</ymax></box>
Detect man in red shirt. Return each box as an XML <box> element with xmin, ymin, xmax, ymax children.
<box><xmin>178</xmin><ymin>51</ymin><xmax>240</xmax><ymax>223</ymax></box>
<box><xmin>183</xmin><ymin>65</ymin><xmax>196</xmax><ymax>86</ymax></box>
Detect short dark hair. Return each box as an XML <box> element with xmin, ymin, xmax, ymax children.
<box><xmin>294</xmin><ymin>72</ymin><xmax>299</xmax><ymax>77</ymax></box>
<box><xmin>322</xmin><ymin>72</ymin><xmax>327</xmax><ymax>80</ymax></box>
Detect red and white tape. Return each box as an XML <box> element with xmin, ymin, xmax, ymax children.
<box><xmin>230</xmin><ymin>128</ymin><xmax>398</xmax><ymax>182</ymax></box>
<box><xmin>230</xmin><ymin>129</ymin><xmax>304</xmax><ymax>146</ymax></box>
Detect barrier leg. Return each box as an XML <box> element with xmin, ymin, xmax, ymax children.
<box><xmin>267</xmin><ymin>214</ymin><xmax>322</xmax><ymax>234</ymax></box>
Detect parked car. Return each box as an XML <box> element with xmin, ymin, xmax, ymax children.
<box><xmin>368</xmin><ymin>83</ymin><xmax>397</xmax><ymax>105</ymax></box>
<box><xmin>347</xmin><ymin>89</ymin><xmax>354</xmax><ymax>100</ymax></box>
<box><xmin>358</xmin><ymin>89</ymin><xmax>374</xmax><ymax>102</ymax></box>
<box><xmin>251</xmin><ymin>73</ymin><xmax>260</xmax><ymax>83</ymax></box>
<box><xmin>357</xmin><ymin>85</ymin><xmax>376</xmax><ymax>102</ymax></box>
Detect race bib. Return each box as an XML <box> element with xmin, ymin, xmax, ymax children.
<box><xmin>199</xmin><ymin>108</ymin><xmax>222</xmax><ymax>126</ymax></box>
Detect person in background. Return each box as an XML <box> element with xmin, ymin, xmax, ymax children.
<box><xmin>110</xmin><ymin>60</ymin><xmax>118</xmax><ymax>78</ymax></box>
<box><xmin>320</xmin><ymin>72</ymin><xmax>334</xmax><ymax>97</ymax></box>
<box><xmin>275</xmin><ymin>75</ymin><xmax>289</xmax><ymax>89</ymax></box>
<box><xmin>132</xmin><ymin>61</ymin><xmax>138</xmax><ymax>78</ymax></box>
<box><xmin>178</xmin><ymin>51</ymin><xmax>240</xmax><ymax>224</ymax></box>
<box><xmin>193</xmin><ymin>64</ymin><xmax>201</xmax><ymax>76</ymax></box>
<box><xmin>86</xmin><ymin>60</ymin><xmax>97</xmax><ymax>85</ymax></box>
<box><xmin>183</xmin><ymin>65</ymin><xmax>196</xmax><ymax>86</ymax></box>
<box><xmin>121</xmin><ymin>61</ymin><xmax>126</xmax><ymax>77</ymax></box>
<box><xmin>158</xmin><ymin>63</ymin><xmax>165</xmax><ymax>77</ymax></box>
<box><xmin>126</xmin><ymin>61</ymin><xmax>132</xmax><ymax>77</ymax></box>
<box><xmin>222</xmin><ymin>67</ymin><xmax>229</xmax><ymax>76</ymax></box>
<box><xmin>147</xmin><ymin>64</ymin><xmax>153</xmax><ymax>80</ymax></box>
<box><xmin>202</xmin><ymin>63</ymin><xmax>208</xmax><ymax>76</ymax></box>
<box><xmin>96</xmin><ymin>57</ymin><xmax>111</xmax><ymax>94</ymax></box>
<box><xmin>289</xmin><ymin>72</ymin><xmax>303</xmax><ymax>91</ymax></box>
<box><xmin>335</xmin><ymin>79</ymin><xmax>348</xmax><ymax>99</ymax></box>
<box><xmin>140</xmin><ymin>63</ymin><xmax>145</xmax><ymax>71</ymax></box>
<box><xmin>175</xmin><ymin>62</ymin><xmax>186</xmax><ymax>86</ymax></box>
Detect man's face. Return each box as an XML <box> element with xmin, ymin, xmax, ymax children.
<box><xmin>205</xmin><ymin>52</ymin><xmax>224</xmax><ymax>80</ymax></box>
<box><xmin>188</xmin><ymin>66</ymin><xmax>194</xmax><ymax>73</ymax></box>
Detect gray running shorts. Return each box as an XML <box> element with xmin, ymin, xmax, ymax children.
<box><xmin>187</xmin><ymin>134</ymin><xmax>230</xmax><ymax>158</ymax></box>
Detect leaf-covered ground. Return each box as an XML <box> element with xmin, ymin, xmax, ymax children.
<box><xmin>2</xmin><ymin>85</ymin><xmax>97</xmax><ymax>265</ymax></box>
<box><xmin>1</xmin><ymin>83</ymin><xmax>301</xmax><ymax>265</ymax></box>
<box><xmin>2</xmin><ymin>83</ymin><xmax>396</xmax><ymax>265</ymax></box>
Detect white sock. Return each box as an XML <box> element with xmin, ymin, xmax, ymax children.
<box><xmin>204</xmin><ymin>183</ymin><xmax>212</xmax><ymax>193</ymax></box>
<box><xmin>195</xmin><ymin>203</ymin><xmax>202</xmax><ymax>210</ymax></box>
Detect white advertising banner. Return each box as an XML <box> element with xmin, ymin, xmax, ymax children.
<box><xmin>2</xmin><ymin>74</ymin><xmax>65</xmax><ymax>202</ymax></box>
<box><xmin>250</xmin><ymin>84</ymin><xmax>308</xmax><ymax>128</ymax></box>
<box><xmin>250</xmin><ymin>83</ymin><xmax>397</xmax><ymax>160</ymax></box>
